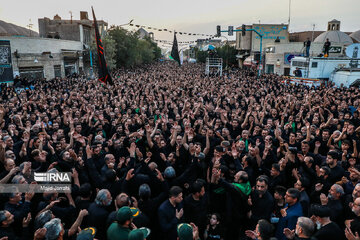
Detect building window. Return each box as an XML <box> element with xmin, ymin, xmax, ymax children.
<box><xmin>311</xmin><ymin>62</ymin><xmax>318</xmax><ymax>68</ymax></box>
<box><xmin>292</xmin><ymin>61</ymin><xmax>307</xmax><ymax>67</ymax></box>
<box><xmin>19</xmin><ymin>67</ymin><xmax>44</xmax><ymax>81</ymax></box>
<box><xmin>265</xmin><ymin>47</ymin><xmax>275</xmax><ymax>53</ymax></box>
<box><xmin>54</xmin><ymin>65</ymin><xmax>62</xmax><ymax>78</ymax></box>
<box><xmin>83</xmin><ymin>28</ymin><xmax>91</xmax><ymax>45</ymax></box>
<box><xmin>266</xmin><ymin>64</ymin><xmax>274</xmax><ymax>73</ymax></box>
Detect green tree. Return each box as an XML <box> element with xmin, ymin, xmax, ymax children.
<box><xmin>144</xmin><ymin>36</ymin><xmax>162</xmax><ymax>60</ymax></box>
<box><xmin>107</xmin><ymin>27</ymin><xmax>161</xmax><ymax>68</ymax></box>
<box><xmin>216</xmin><ymin>44</ymin><xmax>237</xmax><ymax>68</ymax></box>
<box><xmin>90</xmin><ymin>34</ymin><xmax>116</xmax><ymax>70</ymax></box>
<box><xmin>196</xmin><ymin>50</ymin><xmax>208</xmax><ymax>63</ymax></box>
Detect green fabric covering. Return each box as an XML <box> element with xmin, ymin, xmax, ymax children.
<box><xmin>213</xmin><ymin>181</ymin><xmax>251</xmax><ymax>195</ymax></box>
<box><xmin>292</xmin><ymin>122</ymin><xmax>296</xmax><ymax>133</ymax></box>
<box><xmin>240</xmin><ymin>138</ymin><xmax>249</xmax><ymax>152</ymax></box>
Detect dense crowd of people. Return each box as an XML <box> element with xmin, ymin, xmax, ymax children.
<box><xmin>1</xmin><ymin>61</ymin><xmax>360</xmax><ymax>240</ymax></box>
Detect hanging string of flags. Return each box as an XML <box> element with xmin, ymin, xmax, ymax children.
<box><xmin>153</xmin><ymin>38</ymin><xmax>217</xmax><ymax>44</ymax></box>
<box><xmin>154</xmin><ymin>39</ymin><xmax>196</xmax><ymax>44</ymax></box>
<box><xmin>157</xmin><ymin>42</ymin><xmax>191</xmax><ymax>47</ymax></box>
<box><xmin>129</xmin><ymin>22</ymin><xmax>216</xmax><ymax>37</ymax></box>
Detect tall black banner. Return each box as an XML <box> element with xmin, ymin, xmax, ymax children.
<box><xmin>0</xmin><ymin>40</ymin><xmax>13</xmax><ymax>82</ymax></box>
<box><xmin>91</xmin><ymin>7</ymin><xmax>113</xmax><ymax>85</ymax></box>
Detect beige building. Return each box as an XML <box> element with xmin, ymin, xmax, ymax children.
<box><xmin>264</xmin><ymin>19</ymin><xmax>356</xmax><ymax>75</ymax></box>
<box><xmin>236</xmin><ymin>24</ymin><xmax>289</xmax><ymax>67</ymax></box>
<box><xmin>1</xmin><ymin>36</ymin><xmax>83</xmax><ymax>80</ymax></box>
<box><xmin>38</xmin><ymin>11</ymin><xmax>108</xmax><ymax>46</ymax></box>
<box><xmin>264</xmin><ymin>42</ymin><xmax>345</xmax><ymax>75</ymax></box>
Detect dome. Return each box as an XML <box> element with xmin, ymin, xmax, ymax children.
<box><xmin>350</xmin><ymin>30</ymin><xmax>360</xmax><ymax>42</ymax></box>
<box><xmin>0</xmin><ymin>20</ymin><xmax>38</xmax><ymax>37</ymax></box>
<box><xmin>314</xmin><ymin>30</ymin><xmax>353</xmax><ymax>45</ymax></box>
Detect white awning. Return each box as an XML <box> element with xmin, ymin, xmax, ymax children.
<box><xmin>243</xmin><ymin>56</ymin><xmax>256</xmax><ymax>66</ymax></box>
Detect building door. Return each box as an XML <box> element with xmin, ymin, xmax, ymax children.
<box><xmin>284</xmin><ymin>68</ymin><xmax>290</xmax><ymax>76</ymax></box>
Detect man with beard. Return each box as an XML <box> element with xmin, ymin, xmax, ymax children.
<box><xmin>183</xmin><ymin>179</ymin><xmax>208</xmax><ymax>238</ymax></box>
<box><xmin>344</xmin><ymin>183</ymin><xmax>360</xmax><ymax>221</ymax></box>
<box><xmin>310</xmin><ymin>205</ymin><xmax>344</xmax><ymax>240</ymax></box>
<box><xmin>248</xmin><ymin>175</ymin><xmax>275</xmax><ymax>228</ymax></box>
<box><xmin>56</xmin><ymin>150</ymin><xmax>75</xmax><ymax>172</ymax></box>
<box><xmin>319</xmin><ymin>184</ymin><xmax>344</xmax><ymax>228</ymax></box>
<box><xmin>283</xmin><ymin>217</ymin><xmax>315</xmax><ymax>240</ymax></box>
<box><xmin>275</xmin><ymin>188</ymin><xmax>303</xmax><ymax>240</ymax></box>
<box><xmin>326</xmin><ymin>151</ymin><xmax>345</xmax><ymax>184</ymax></box>
<box><xmin>0</xmin><ymin>210</ymin><xmax>32</xmax><ymax>239</ymax></box>
<box><xmin>316</xmin><ymin>129</ymin><xmax>331</xmax><ymax>156</ymax></box>
<box><xmin>349</xmin><ymin>197</ymin><xmax>360</xmax><ymax>238</ymax></box>
<box><xmin>158</xmin><ymin>186</ymin><xmax>184</xmax><ymax>240</ymax></box>
<box><xmin>88</xmin><ymin>189</ymin><xmax>113</xmax><ymax>239</ymax></box>
<box><xmin>310</xmin><ymin>166</ymin><xmax>332</xmax><ymax>205</ymax></box>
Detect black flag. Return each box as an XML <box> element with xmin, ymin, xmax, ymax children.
<box><xmin>171</xmin><ymin>32</ymin><xmax>181</xmax><ymax>66</ymax></box>
<box><xmin>92</xmin><ymin>7</ymin><xmax>113</xmax><ymax>85</ymax></box>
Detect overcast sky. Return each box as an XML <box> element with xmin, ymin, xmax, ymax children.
<box><xmin>1</xmin><ymin>0</ymin><xmax>359</xmax><ymax>45</ymax></box>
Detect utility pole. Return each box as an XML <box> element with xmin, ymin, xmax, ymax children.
<box><xmin>311</xmin><ymin>24</ymin><xmax>315</xmax><ymax>42</ymax></box>
<box><xmin>69</xmin><ymin>11</ymin><xmax>73</xmax><ymax>24</ymax></box>
<box><xmin>288</xmin><ymin>0</ymin><xmax>291</xmax><ymax>31</ymax></box>
<box><xmin>27</xmin><ymin>19</ymin><xmax>33</xmax><ymax>37</ymax></box>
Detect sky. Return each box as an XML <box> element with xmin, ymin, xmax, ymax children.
<box><xmin>1</xmin><ymin>0</ymin><xmax>359</xmax><ymax>46</ymax></box>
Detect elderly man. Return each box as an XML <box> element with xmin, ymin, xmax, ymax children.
<box><xmin>43</xmin><ymin>218</ymin><xmax>64</xmax><ymax>240</ymax></box>
<box><xmin>349</xmin><ymin>197</ymin><xmax>360</xmax><ymax>238</ymax></box>
<box><xmin>345</xmin><ymin>183</ymin><xmax>360</xmax><ymax>221</ymax></box>
<box><xmin>4</xmin><ymin>187</ymin><xmax>34</xmax><ymax>233</ymax></box>
<box><xmin>283</xmin><ymin>217</ymin><xmax>315</xmax><ymax>239</ymax></box>
<box><xmin>88</xmin><ymin>189</ymin><xmax>113</xmax><ymax>239</ymax></box>
<box><xmin>320</xmin><ymin>184</ymin><xmax>344</xmax><ymax>227</ymax></box>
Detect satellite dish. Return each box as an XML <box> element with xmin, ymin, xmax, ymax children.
<box><xmin>346</xmin><ymin>43</ymin><xmax>360</xmax><ymax>58</ymax></box>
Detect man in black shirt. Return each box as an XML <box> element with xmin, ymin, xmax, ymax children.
<box><xmin>310</xmin><ymin>205</ymin><xmax>344</xmax><ymax>240</ymax></box>
<box><xmin>249</xmin><ymin>175</ymin><xmax>274</xmax><ymax>228</ymax></box>
<box><xmin>320</xmin><ymin>184</ymin><xmax>344</xmax><ymax>228</ymax></box>
<box><xmin>294</xmin><ymin>68</ymin><xmax>302</xmax><ymax>78</ymax></box>
<box><xmin>183</xmin><ymin>179</ymin><xmax>208</xmax><ymax>238</ymax></box>
<box><xmin>326</xmin><ymin>151</ymin><xmax>344</xmax><ymax>184</ymax></box>
<box><xmin>323</xmin><ymin>39</ymin><xmax>331</xmax><ymax>57</ymax></box>
<box><xmin>304</xmin><ymin>38</ymin><xmax>311</xmax><ymax>57</ymax></box>
<box><xmin>350</xmin><ymin>197</ymin><xmax>360</xmax><ymax>237</ymax></box>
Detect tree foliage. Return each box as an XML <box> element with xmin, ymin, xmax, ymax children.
<box><xmin>195</xmin><ymin>44</ymin><xmax>237</xmax><ymax>67</ymax></box>
<box><xmin>90</xmin><ymin>34</ymin><xmax>116</xmax><ymax>70</ymax></box>
<box><xmin>216</xmin><ymin>44</ymin><xmax>237</xmax><ymax>67</ymax></box>
<box><xmin>107</xmin><ymin>27</ymin><xmax>162</xmax><ymax>68</ymax></box>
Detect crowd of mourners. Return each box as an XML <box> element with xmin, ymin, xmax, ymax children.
<box><xmin>1</xmin><ymin>61</ymin><xmax>360</xmax><ymax>240</ymax></box>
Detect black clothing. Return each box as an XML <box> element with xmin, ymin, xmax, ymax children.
<box><xmin>312</xmin><ymin>221</ymin><xmax>344</xmax><ymax>240</ymax></box>
<box><xmin>183</xmin><ymin>193</ymin><xmax>208</xmax><ymax>237</ymax></box>
<box><xmin>87</xmin><ymin>202</ymin><xmax>111</xmax><ymax>240</ymax></box>
<box><xmin>250</xmin><ymin>190</ymin><xmax>274</xmax><ymax>225</ymax></box>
